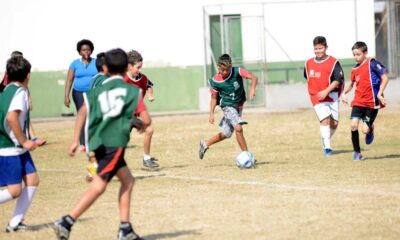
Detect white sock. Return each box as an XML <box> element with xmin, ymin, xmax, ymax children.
<box><xmin>330</xmin><ymin>128</ymin><xmax>336</xmax><ymax>137</ymax></box>
<box><xmin>0</xmin><ymin>189</ymin><xmax>13</xmax><ymax>204</ymax></box>
<box><xmin>320</xmin><ymin>125</ymin><xmax>331</xmax><ymax>149</ymax></box>
<box><xmin>143</xmin><ymin>154</ymin><xmax>151</xmax><ymax>161</ymax></box>
<box><xmin>9</xmin><ymin>186</ymin><xmax>37</xmax><ymax>227</ymax></box>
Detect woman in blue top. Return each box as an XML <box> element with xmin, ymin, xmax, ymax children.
<box><xmin>64</xmin><ymin>39</ymin><xmax>98</xmax><ymax>150</ymax></box>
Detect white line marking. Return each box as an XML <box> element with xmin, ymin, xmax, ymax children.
<box><xmin>161</xmin><ymin>174</ymin><xmax>400</xmax><ymax>197</ymax></box>
<box><xmin>38</xmin><ymin>169</ymin><xmax>400</xmax><ymax>197</ymax></box>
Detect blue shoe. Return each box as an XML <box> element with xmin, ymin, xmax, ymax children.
<box><xmin>352</xmin><ymin>151</ymin><xmax>364</xmax><ymax>161</ymax></box>
<box><xmin>323</xmin><ymin>148</ymin><xmax>333</xmax><ymax>156</ymax></box>
<box><xmin>365</xmin><ymin>125</ymin><xmax>374</xmax><ymax>145</ymax></box>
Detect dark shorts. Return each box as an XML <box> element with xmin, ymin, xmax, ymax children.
<box><xmin>0</xmin><ymin>151</ymin><xmax>36</xmax><ymax>187</ymax></box>
<box><xmin>95</xmin><ymin>146</ymin><xmax>127</xmax><ymax>182</ymax></box>
<box><xmin>351</xmin><ymin>106</ymin><xmax>378</xmax><ymax>123</ymax></box>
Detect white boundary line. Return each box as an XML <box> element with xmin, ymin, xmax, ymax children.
<box><xmin>38</xmin><ymin>169</ymin><xmax>400</xmax><ymax>197</ymax></box>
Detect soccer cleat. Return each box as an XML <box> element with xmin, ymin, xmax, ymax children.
<box><xmin>323</xmin><ymin>148</ymin><xmax>333</xmax><ymax>156</ymax></box>
<box><xmin>53</xmin><ymin>220</ymin><xmax>70</xmax><ymax>240</ymax></box>
<box><xmin>86</xmin><ymin>163</ymin><xmax>98</xmax><ymax>182</ymax></box>
<box><xmin>198</xmin><ymin>140</ymin><xmax>208</xmax><ymax>159</ymax></box>
<box><xmin>6</xmin><ymin>222</ymin><xmax>28</xmax><ymax>232</ymax></box>
<box><xmin>118</xmin><ymin>228</ymin><xmax>144</xmax><ymax>240</ymax></box>
<box><xmin>32</xmin><ymin>137</ymin><xmax>46</xmax><ymax>147</ymax></box>
<box><xmin>365</xmin><ymin>124</ymin><xmax>375</xmax><ymax>145</ymax></box>
<box><xmin>143</xmin><ymin>158</ymin><xmax>159</xmax><ymax>168</ymax></box>
<box><xmin>352</xmin><ymin>151</ymin><xmax>365</xmax><ymax>161</ymax></box>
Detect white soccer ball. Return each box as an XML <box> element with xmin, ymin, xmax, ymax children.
<box><xmin>235</xmin><ymin>151</ymin><xmax>255</xmax><ymax>169</ymax></box>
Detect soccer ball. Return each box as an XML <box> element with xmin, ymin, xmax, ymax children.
<box><xmin>235</xmin><ymin>151</ymin><xmax>255</xmax><ymax>169</ymax></box>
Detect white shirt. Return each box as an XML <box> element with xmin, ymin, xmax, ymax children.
<box><xmin>0</xmin><ymin>84</ymin><xmax>29</xmax><ymax>156</ymax></box>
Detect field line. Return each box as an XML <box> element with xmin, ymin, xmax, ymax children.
<box><xmin>161</xmin><ymin>174</ymin><xmax>400</xmax><ymax>197</ymax></box>
<box><xmin>38</xmin><ymin>168</ymin><xmax>400</xmax><ymax>197</ymax></box>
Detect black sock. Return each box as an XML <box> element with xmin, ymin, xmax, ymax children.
<box><xmin>61</xmin><ymin>215</ymin><xmax>75</xmax><ymax>231</ymax></box>
<box><xmin>351</xmin><ymin>130</ymin><xmax>360</xmax><ymax>152</ymax></box>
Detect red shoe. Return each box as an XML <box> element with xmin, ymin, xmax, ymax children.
<box><xmin>32</xmin><ymin>137</ymin><xmax>46</xmax><ymax>147</ymax></box>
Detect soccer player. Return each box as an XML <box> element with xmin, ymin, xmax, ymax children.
<box><xmin>0</xmin><ymin>56</ymin><xmax>39</xmax><ymax>232</ymax></box>
<box><xmin>54</xmin><ymin>48</ymin><xmax>144</xmax><ymax>240</ymax></box>
<box><xmin>124</xmin><ymin>50</ymin><xmax>158</xmax><ymax>169</ymax></box>
<box><xmin>1</xmin><ymin>51</ymin><xmax>46</xmax><ymax>147</ymax></box>
<box><xmin>341</xmin><ymin>41</ymin><xmax>389</xmax><ymax>160</ymax></box>
<box><xmin>198</xmin><ymin>53</ymin><xmax>257</xmax><ymax>162</ymax></box>
<box><xmin>304</xmin><ymin>36</ymin><xmax>344</xmax><ymax>156</ymax></box>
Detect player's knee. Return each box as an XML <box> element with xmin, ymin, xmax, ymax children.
<box><xmin>350</xmin><ymin>125</ymin><xmax>358</xmax><ymax>131</ymax></box>
<box><xmin>361</xmin><ymin>127</ymin><xmax>369</xmax><ymax>134</ymax></box>
<box><xmin>145</xmin><ymin>126</ymin><xmax>154</xmax><ymax>135</ymax></box>
<box><xmin>92</xmin><ymin>183</ymin><xmax>107</xmax><ymax>196</ymax></box>
<box><xmin>234</xmin><ymin>124</ymin><xmax>243</xmax><ymax>133</ymax></box>
<box><xmin>9</xmin><ymin>187</ymin><xmax>22</xmax><ymax>199</ymax></box>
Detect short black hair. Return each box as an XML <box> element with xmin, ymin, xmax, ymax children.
<box><xmin>217</xmin><ymin>54</ymin><xmax>232</xmax><ymax>67</ymax></box>
<box><xmin>313</xmin><ymin>36</ymin><xmax>327</xmax><ymax>47</ymax></box>
<box><xmin>105</xmin><ymin>48</ymin><xmax>128</xmax><ymax>74</ymax></box>
<box><xmin>352</xmin><ymin>41</ymin><xmax>368</xmax><ymax>53</ymax></box>
<box><xmin>96</xmin><ymin>52</ymin><xmax>106</xmax><ymax>72</ymax></box>
<box><xmin>6</xmin><ymin>56</ymin><xmax>31</xmax><ymax>82</ymax></box>
<box><xmin>127</xmin><ymin>50</ymin><xmax>143</xmax><ymax>65</ymax></box>
<box><xmin>11</xmin><ymin>51</ymin><xmax>23</xmax><ymax>57</ymax></box>
<box><xmin>76</xmin><ymin>39</ymin><xmax>94</xmax><ymax>53</ymax></box>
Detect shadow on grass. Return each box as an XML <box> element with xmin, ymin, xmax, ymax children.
<box><xmin>143</xmin><ymin>229</ymin><xmax>201</xmax><ymax>240</ymax></box>
<box><xmin>126</xmin><ymin>144</ymin><xmax>137</xmax><ymax>149</ymax></box>
<box><xmin>28</xmin><ymin>217</ymin><xmax>91</xmax><ymax>232</ymax></box>
<box><xmin>365</xmin><ymin>154</ymin><xmax>400</xmax><ymax>160</ymax></box>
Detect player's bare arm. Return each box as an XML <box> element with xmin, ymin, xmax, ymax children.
<box><xmin>7</xmin><ymin>110</ymin><xmax>36</xmax><ymax>151</ymax></box>
<box><xmin>247</xmin><ymin>73</ymin><xmax>258</xmax><ymax>100</ymax></box>
<box><xmin>377</xmin><ymin>73</ymin><xmax>389</xmax><ymax>105</ymax></box>
<box><xmin>69</xmin><ymin>104</ymin><xmax>87</xmax><ymax>156</ymax></box>
<box><xmin>341</xmin><ymin>81</ymin><xmax>354</xmax><ymax>105</ymax></box>
<box><xmin>318</xmin><ymin>80</ymin><xmax>339</xmax><ymax>100</ymax></box>
<box><xmin>209</xmin><ymin>93</ymin><xmax>218</xmax><ymax>124</ymax></box>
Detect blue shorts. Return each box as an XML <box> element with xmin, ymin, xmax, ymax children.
<box><xmin>0</xmin><ymin>152</ymin><xmax>37</xmax><ymax>187</ymax></box>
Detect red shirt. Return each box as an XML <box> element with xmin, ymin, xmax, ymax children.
<box><xmin>124</xmin><ymin>73</ymin><xmax>149</xmax><ymax>99</ymax></box>
<box><xmin>305</xmin><ymin>56</ymin><xmax>338</xmax><ymax>105</ymax></box>
<box><xmin>350</xmin><ymin>59</ymin><xmax>386</xmax><ymax>109</ymax></box>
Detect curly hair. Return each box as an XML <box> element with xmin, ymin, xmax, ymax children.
<box><xmin>127</xmin><ymin>50</ymin><xmax>143</xmax><ymax>65</ymax></box>
<box><xmin>76</xmin><ymin>39</ymin><xmax>94</xmax><ymax>53</ymax></box>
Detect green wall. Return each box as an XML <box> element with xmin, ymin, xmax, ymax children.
<box><xmin>28</xmin><ymin>66</ymin><xmax>204</xmax><ymax>118</ymax></box>
<box><xmin>26</xmin><ymin>58</ymin><xmax>356</xmax><ymax>118</ymax></box>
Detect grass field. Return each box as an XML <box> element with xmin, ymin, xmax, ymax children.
<box><xmin>1</xmin><ymin>104</ymin><xmax>399</xmax><ymax>240</ymax></box>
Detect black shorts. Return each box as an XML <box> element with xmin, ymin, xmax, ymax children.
<box><xmin>95</xmin><ymin>146</ymin><xmax>127</xmax><ymax>182</ymax></box>
<box><xmin>351</xmin><ymin>106</ymin><xmax>378</xmax><ymax>123</ymax></box>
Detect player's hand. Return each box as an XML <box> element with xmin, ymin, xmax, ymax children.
<box><xmin>248</xmin><ymin>89</ymin><xmax>255</xmax><ymax>100</ymax></box>
<box><xmin>340</xmin><ymin>94</ymin><xmax>348</xmax><ymax>105</ymax></box>
<box><xmin>23</xmin><ymin>140</ymin><xmax>36</xmax><ymax>151</ymax></box>
<box><xmin>64</xmin><ymin>96</ymin><xmax>70</xmax><ymax>108</ymax></box>
<box><xmin>377</xmin><ymin>94</ymin><xmax>385</xmax><ymax>106</ymax></box>
<box><xmin>317</xmin><ymin>90</ymin><xmax>328</xmax><ymax>100</ymax></box>
<box><xmin>147</xmin><ymin>95</ymin><xmax>155</xmax><ymax>102</ymax></box>
<box><xmin>68</xmin><ymin>142</ymin><xmax>79</xmax><ymax>156</ymax></box>
<box><xmin>209</xmin><ymin>114</ymin><xmax>215</xmax><ymax>124</ymax></box>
